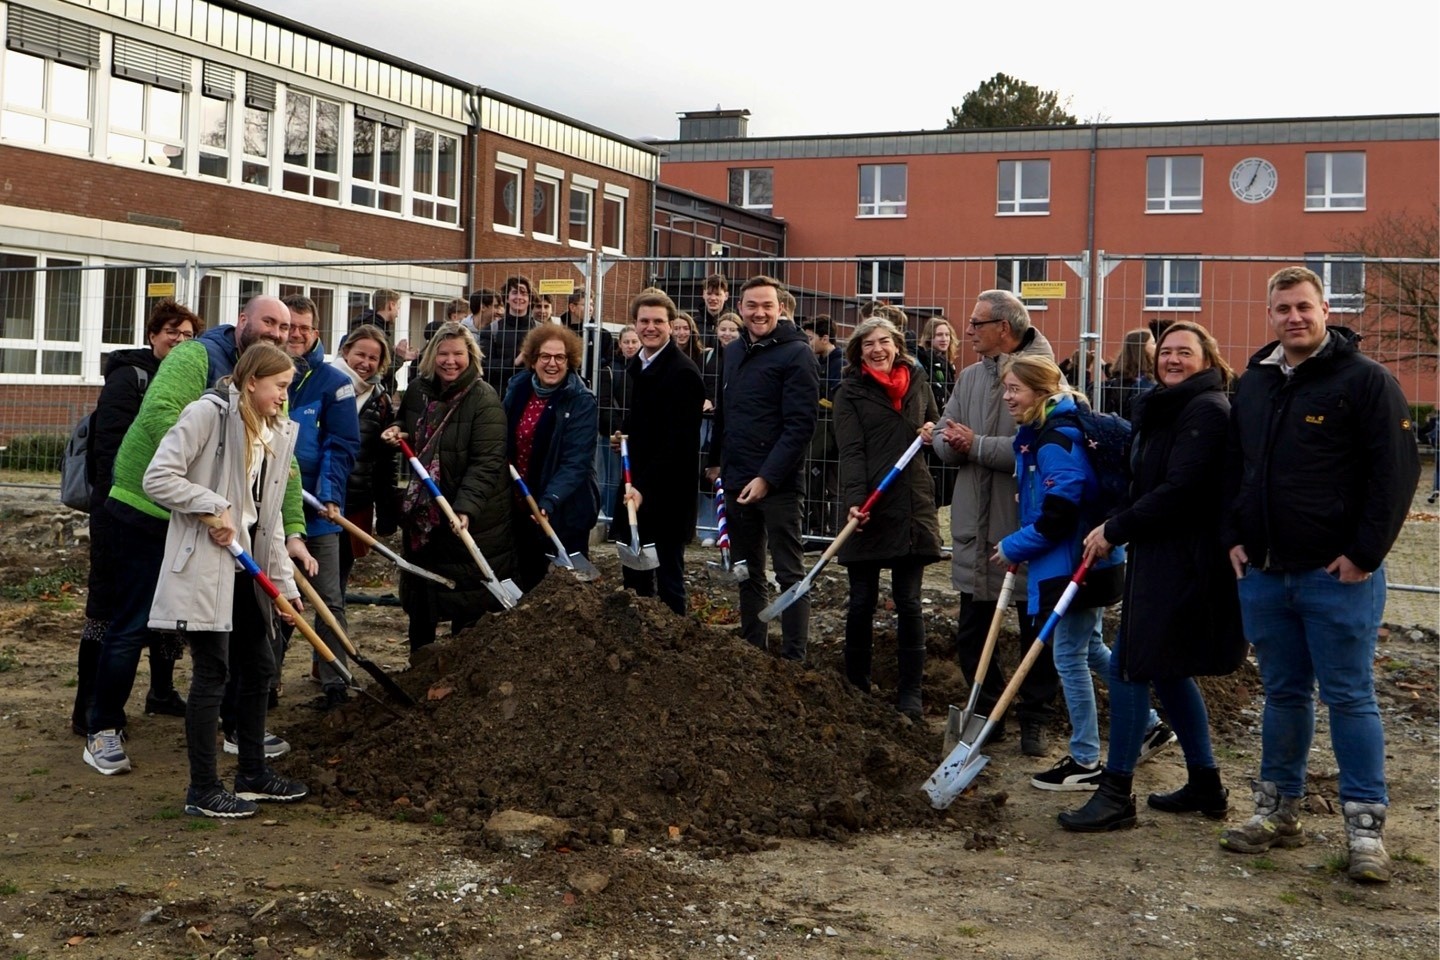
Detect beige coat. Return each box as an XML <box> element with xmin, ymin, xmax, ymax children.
<box><xmin>144</xmin><ymin>389</ymin><xmax>299</xmax><ymax>633</ymax></box>
<box><xmin>930</xmin><ymin>327</ymin><xmax>1054</xmax><ymax>599</ymax></box>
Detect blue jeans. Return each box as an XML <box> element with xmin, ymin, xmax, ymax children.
<box><xmin>1108</xmin><ymin>669</ymin><xmax>1214</xmax><ymax>776</ymax></box>
<box><xmin>1239</xmin><ymin>566</ymin><xmax>1388</xmax><ymax>805</ymax></box>
<box><xmin>1051</xmin><ymin>607</ymin><xmax>1155</xmax><ymax>767</ymax></box>
<box><xmin>88</xmin><ymin>508</ymin><xmax>167</xmax><ymax>734</ymax></box>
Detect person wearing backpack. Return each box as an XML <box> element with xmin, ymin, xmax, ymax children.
<box><xmin>994</xmin><ymin>355</ymin><xmax>1173</xmax><ymax>793</ymax></box>
<box><xmin>71</xmin><ymin>301</ymin><xmax>200</xmax><ymax>737</ymax></box>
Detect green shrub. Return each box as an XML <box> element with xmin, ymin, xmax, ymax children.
<box><xmin>0</xmin><ymin>433</ymin><xmax>66</xmax><ymax>472</ymax></box>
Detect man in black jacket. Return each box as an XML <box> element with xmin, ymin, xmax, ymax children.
<box><xmin>477</xmin><ymin>275</ymin><xmax>536</xmax><ymax>395</ymax></box>
<box><xmin>610</xmin><ymin>290</ymin><xmax>703</xmax><ymax>615</ymax></box>
<box><xmin>707</xmin><ymin>276</ymin><xmax>819</xmax><ymax>660</ymax></box>
<box><xmin>1220</xmin><ymin>266</ymin><xmax>1419</xmax><ymax>884</ymax></box>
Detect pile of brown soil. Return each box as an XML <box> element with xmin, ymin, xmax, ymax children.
<box><xmin>297</xmin><ymin>575</ymin><xmax>955</xmax><ymax>853</ymax></box>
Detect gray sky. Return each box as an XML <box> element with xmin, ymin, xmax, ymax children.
<box><xmin>252</xmin><ymin>0</ymin><xmax>1440</xmax><ymax>142</ymax></box>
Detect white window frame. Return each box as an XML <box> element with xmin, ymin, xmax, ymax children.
<box><xmin>602</xmin><ymin>184</ymin><xmax>628</xmax><ymax>254</ymax></box>
<box><xmin>532</xmin><ymin>163</ymin><xmax>562</xmax><ymax>241</ymax></box>
<box><xmin>0</xmin><ymin>252</ymin><xmax>87</xmax><ymax>379</ymax></box>
<box><xmin>1306</xmin><ymin>255</ymin><xmax>1366</xmax><ymax>313</ymax></box>
<box><xmin>1305</xmin><ymin>151</ymin><xmax>1366</xmax><ymax>211</ymax></box>
<box><xmin>1146</xmin><ymin>155</ymin><xmax>1202</xmax><ymax>213</ymax></box>
<box><xmin>281</xmin><ymin>89</ymin><xmax>342</xmax><ymax>202</ymax></box>
<box><xmin>196</xmin><ymin>91</ymin><xmax>231</xmax><ymax>180</ymax></box>
<box><xmin>493</xmin><ymin>152</ymin><xmax>526</xmax><ymax>234</ymax></box>
<box><xmin>351</xmin><ymin>109</ymin><xmax>404</xmax><ymax>214</ymax></box>
<box><xmin>568</xmin><ymin>174</ymin><xmax>597</xmax><ymax>249</ymax></box>
<box><xmin>996</xmin><ymin>257</ymin><xmax>1050</xmax><ymax>311</ymax></box>
<box><xmin>856</xmin><ymin>259</ymin><xmax>905</xmax><ymax>300</ymax></box>
<box><xmin>1144</xmin><ymin>259</ymin><xmax>1202</xmax><ymax>311</ymax></box>
<box><xmin>728</xmin><ymin>167</ymin><xmax>773</xmax><ymax>213</ymax></box>
<box><xmin>107</xmin><ymin>75</ymin><xmax>187</xmax><ymax>172</ymax></box>
<box><xmin>997</xmin><ymin>159</ymin><xmax>1050</xmax><ymax>216</ymax></box>
<box><xmin>1</xmin><ymin>49</ymin><xmax>93</xmax><ymax>153</ymax></box>
<box><xmin>411</xmin><ymin>125</ymin><xmax>459</xmax><ymax>225</ymax></box>
<box><xmin>857</xmin><ymin>163</ymin><xmax>907</xmax><ymax>218</ymax></box>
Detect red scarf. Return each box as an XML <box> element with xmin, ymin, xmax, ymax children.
<box><xmin>863</xmin><ymin>362</ymin><xmax>910</xmax><ymax>411</ymax></box>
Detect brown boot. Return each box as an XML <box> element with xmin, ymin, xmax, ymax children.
<box><xmin>1343</xmin><ymin>802</ymin><xmax>1391</xmax><ymax>884</ymax></box>
<box><xmin>1219</xmin><ymin>780</ymin><xmax>1305</xmax><ymax>854</ymax></box>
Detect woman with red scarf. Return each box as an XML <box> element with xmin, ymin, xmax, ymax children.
<box><xmin>833</xmin><ymin>311</ymin><xmax>944</xmax><ymax>720</ymax></box>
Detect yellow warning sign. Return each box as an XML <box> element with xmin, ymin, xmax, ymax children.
<box><xmin>1020</xmin><ymin>281</ymin><xmax>1067</xmax><ymax>299</ymax></box>
<box><xmin>538</xmin><ymin>278</ymin><xmax>575</xmax><ymax>295</ymax></box>
<box><xmin>146</xmin><ymin>282</ymin><xmax>177</xmax><ymax>298</ymax></box>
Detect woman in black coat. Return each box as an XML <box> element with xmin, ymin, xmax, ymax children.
<box><xmin>1060</xmin><ymin>321</ymin><xmax>1245</xmax><ymax>832</ymax></box>
<box><xmin>833</xmin><ymin>313</ymin><xmax>944</xmax><ymax>720</ymax></box>
<box><xmin>74</xmin><ymin>300</ymin><xmax>200</xmax><ymax>732</ymax></box>
<box><xmin>503</xmin><ymin>325</ymin><xmax>600</xmax><ymax>591</ymax></box>
<box><xmin>333</xmin><ymin>325</ymin><xmax>398</xmax><ymax>591</ymax></box>
<box><xmin>383</xmin><ymin>322</ymin><xmax>515</xmax><ymax>650</ymax></box>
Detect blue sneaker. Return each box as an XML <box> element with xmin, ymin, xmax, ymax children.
<box><xmin>83</xmin><ymin>729</ymin><xmax>131</xmax><ymax>776</ymax></box>
<box><xmin>184</xmin><ymin>785</ymin><xmax>257</xmax><ymax>819</ymax></box>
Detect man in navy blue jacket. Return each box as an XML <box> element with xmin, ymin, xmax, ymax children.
<box><xmin>283</xmin><ymin>295</ymin><xmax>361</xmax><ymax>709</ymax></box>
<box><xmin>707</xmin><ymin>276</ymin><xmax>819</xmax><ymax>660</ymax></box>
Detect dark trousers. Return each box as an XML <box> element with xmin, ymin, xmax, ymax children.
<box><xmin>955</xmin><ymin>591</ymin><xmax>1057</xmax><ymax>723</ymax></box>
<box><xmin>621</xmin><ymin>540</ymin><xmax>688</xmax><ymax>616</ymax></box>
<box><xmin>187</xmin><ymin>574</ymin><xmax>277</xmax><ymax>788</ymax></box>
<box><xmin>844</xmin><ymin>559</ymin><xmax>926</xmax><ymax>688</ymax></box>
<box><xmin>727</xmin><ymin>489</ymin><xmax>808</xmax><ymax>660</ymax></box>
<box><xmin>87</xmin><ymin>512</ymin><xmax>166</xmax><ymax>734</ymax></box>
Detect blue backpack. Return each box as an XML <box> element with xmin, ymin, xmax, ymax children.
<box><xmin>1036</xmin><ymin>405</ymin><xmax>1132</xmax><ymax>519</ymax></box>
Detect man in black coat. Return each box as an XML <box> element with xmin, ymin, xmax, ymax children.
<box><xmin>706</xmin><ymin>276</ymin><xmax>819</xmax><ymax>660</ymax></box>
<box><xmin>609</xmin><ymin>290</ymin><xmax>704</xmax><ymax>615</ymax></box>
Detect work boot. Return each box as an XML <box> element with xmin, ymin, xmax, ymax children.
<box><xmin>1020</xmin><ymin>719</ymin><xmax>1048</xmax><ymax>757</ymax></box>
<box><xmin>1218</xmin><ymin>780</ymin><xmax>1305</xmax><ymax>854</ymax></box>
<box><xmin>1148</xmin><ymin>765</ymin><xmax>1230</xmax><ymax>820</ymax></box>
<box><xmin>1058</xmin><ymin>769</ymin><xmax>1137</xmax><ymax>832</ymax></box>
<box><xmin>1343</xmin><ymin>802</ymin><xmax>1391</xmax><ymax>884</ymax></box>
<box><xmin>895</xmin><ymin>648</ymin><xmax>925</xmax><ymax>721</ymax></box>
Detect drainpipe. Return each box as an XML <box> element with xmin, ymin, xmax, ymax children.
<box><xmin>465</xmin><ymin>87</ymin><xmax>482</xmax><ymax>290</ymax></box>
<box><xmin>1082</xmin><ymin>120</ymin><xmax>1100</xmax><ymax>399</ymax></box>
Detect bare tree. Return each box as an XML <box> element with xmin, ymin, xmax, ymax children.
<box><xmin>1330</xmin><ymin>205</ymin><xmax>1438</xmax><ymax>368</ymax></box>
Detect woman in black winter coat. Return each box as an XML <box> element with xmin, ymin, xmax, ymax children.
<box><xmin>332</xmin><ymin>325</ymin><xmax>398</xmax><ymax>591</ymax></box>
<box><xmin>383</xmin><ymin>322</ymin><xmax>516</xmax><ymax>650</ymax></box>
<box><xmin>503</xmin><ymin>325</ymin><xmax>600</xmax><ymax>591</ymax></box>
<box><xmin>74</xmin><ymin>300</ymin><xmax>200</xmax><ymax>733</ymax></box>
<box><xmin>1060</xmin><ymin>321</ymin><xmax>1246</xmax><ymax>832</ymax></box>
<box><xmin>833</xmin><ymin>313</ymin><xmax>944</xmax><ymax>720</ymax></box>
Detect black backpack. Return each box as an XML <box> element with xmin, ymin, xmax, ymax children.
<box><xmin>60</xmin><ymin>368</ymin><xmax>149</xmax><ymax>512</ymax></box>
<box><xmin>1036</xmin><ymin>405</ymin><xmax>1132</xmax><ymax>520</ymax></box>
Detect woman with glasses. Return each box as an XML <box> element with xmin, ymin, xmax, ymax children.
<box><xmin>502</xmin><ymin>324</ymin><xmax>600</xmax><ymax>591</ymax></box>
<box><xmin>73</xmin><ymin>300</ymin><xmax>201</xmax><ymax>737</ymax></box>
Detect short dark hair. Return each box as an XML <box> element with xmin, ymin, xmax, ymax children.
<box><xmin>282</xmin><ymin>294</ymin><xmax>317</xmax><ymax>319</ymax></box>
<box><xmin>145</xmin><ymin>299</ymin><xmax>203</xmax><ymax>339</ymax></box>
<box><xmin>738</xmin><ymin>275</ymin><xmax>785</xmax><ymax>299</ymax></box>
<box><xmin>811</xmin><ymin>315</ymin><xmax>833</xmax><ymax>339</ymax></box>
<box><xmin>568</xmin><ymin>289</ymin><xmax>587</xmax><ymax>306</ymax></box>
<box><xmin>470</xmin><ymin>289</ymin><xmax>501</xmax><ymax>313</ymax></box>
<box><xmin>630</xmin><ymin>289</ymin><xmax>678</xmax><ymax>323</ymax></box>
<box><xmin>704</xmin><ymin>273</ymin><xmax>728</xmax><ymax>294</ymax></box>
<box><xmin>504</xmin><ymin>275</ymin><xmax>533</xmax><ymax>299</ymax></box>
<box><xmin>372</xmin><ymin>288</ymin><xmax>399</xmax><ymax>310</ymax></box>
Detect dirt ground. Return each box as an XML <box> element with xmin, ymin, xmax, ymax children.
<box><xmin>0</xmin><ymin>475</ymin><xmax>1435</xmax><ymax>960</ymax></box>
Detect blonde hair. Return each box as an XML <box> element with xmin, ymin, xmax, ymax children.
<box><xmin>1000</xmin><ymin>354</ymin><xmax>1084</xmax><ymax>426</ymax></box>
<box><xmin>225</xmin><ymin>342</ymin><xmax>293</xmax><ymax>469</ymax></box>
<box><xmin>418</xmin><ymin>322</ymin><xmax>482</xmax><ymax>379</ymax></box>
<box><xmin>920</xmin><ymin>316</ymin><xmax>958</xmax><ymax>364</ymax></box>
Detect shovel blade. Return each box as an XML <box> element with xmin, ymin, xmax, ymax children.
<box><xmin>615</xmin><ymin>541</ymin><xmax>659</xmax><ymax>571</ymax></box>
<box><xmin>942</xmin><ymin>704</ymin><xmax>963</xmax><ymax>757</ymax></box>
<box><xmin>483</xmin><ymin>578</ymin><xmax>521</xmax><ymax>611</ymax></box>
<box><xmin>759</xmin><ymin>578</ymin><xmax>809</xmax><ymax>622</ymax></box>
<box><xmin>922</xmin><ymin>749</ymin><xmax>990</xmax><ymax>809</ymax></box>
<box><xmin>560</xmin><ymin>552</ymin><xmax>601</xmax><ymax>581</ymax></box>
<box><xmin>351</xmin><ymin>654</ymin><xmax>417</xmax><ymax>707</ymax></box>
<box><xmin>704</xmin><ymin>559</ymin><xmax>748</xmax><ymax>583</ymax></box>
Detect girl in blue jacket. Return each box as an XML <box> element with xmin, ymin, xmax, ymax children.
<box><xmin>994</xmin><ymin>356</ymin><xmax>1168</xmax><ymax>793</ymax></box>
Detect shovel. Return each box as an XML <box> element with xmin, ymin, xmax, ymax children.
<box><xmin>923</xmin><ymin>558</ymin><xmax>1094</xmax><ymax>809</ymax></box>
<box><xmin>704</xmin><ymin>477</ymin><xmax>748</xmax><ymax>583</ymax></box>
<box><xmin>508</xmin><ymin>464</ymin><xmax>601</xmax><ymax>582</ymax></box>
<box><xmin>760</xmin><ymin>433</ymin><xmax>926</xmax><ymax>623</ymax></box>
<box><xmin>301</xmin><ymin>489</ymin><xmax>455</xmax><ymax>589</ymax></box>
<box><xmin>397</xmin><ymin>439</ymin><xmax>523</xmax><ymax>610</ymax></box>
<box><xmin>613</xmin><ymin>435</ymin><xmax>658</xmax><ymax>571</ymax></box>
<box><xmin>943</xmin><ymin>565</ymin><xmax>1018</xmax><ymax>757</ymax></box>
<box><xmin>292</xmin><ymin>569</ymin><xmax>417</xmax><ymax>706</ymax></box>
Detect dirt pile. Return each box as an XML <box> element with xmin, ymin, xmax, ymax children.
<box><xmin>296</xmin><ymin>574</ymin><xmax>953</xmax><ymax>853</ymax></box>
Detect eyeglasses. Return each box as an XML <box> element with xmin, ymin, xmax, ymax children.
<box><xmin>160</xmin><ymin>326</ymin><xmax>194</xmax><ymax>340</ymax></box>
<box><xmin>967</xmin><ymin>317</ymin><xmax>1004</xmax><ymax>329</ymax></box>
<box><xmin>535</xmin><ymin>353</ymin><xmax>568</xmax><ymax>366</ymax></box>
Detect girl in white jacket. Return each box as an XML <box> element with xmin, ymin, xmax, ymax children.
<box><xmin>143</xmin><ymin>343</ymin><xmax>310</xmax><ymax>819</ymax></box>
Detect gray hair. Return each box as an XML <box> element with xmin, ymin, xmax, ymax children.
<box><xmin>844</xmin><ymin>315</ymin><xmax>912</xmax><ymax>372</ymax></box>
<box><xmin>976</xmin><ymin>289</ymin><xmax>1031</xmax><ymax>339</ymax></box>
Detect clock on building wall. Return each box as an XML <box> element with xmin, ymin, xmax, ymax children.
<box><xmin>1230</xmin><ymin>157</ymin><xmax>1278</xmax><ymax>203</ymax></box>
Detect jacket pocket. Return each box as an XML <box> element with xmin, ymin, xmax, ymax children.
<box><xmin>171</xmin><ymin>522</ymin><xmax>201</xmax><ymax>574</ymax></box>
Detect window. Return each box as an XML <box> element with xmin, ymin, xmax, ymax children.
<box><xmin>108</xmin><ymin>38</ymin><xmax>189</xmax><ymax>170</ymax></box>
<box><xmin>283</xmin><ymin>91</ymin><xmax>340</xmax><ymax>200</ymax></box>
<box><xmin>1306</xmin><ymin>256</ymin><xmax>1365</xmax><ymax>312</ymax></box>
<box><xmin>602</xmin><ymin>186</ymin><xmax>627</xmax><ymax>253</ymax></box>
<box><xmin>858</xmin><ymin>164</ymin><xmax>906</xmax><ymax>217</ymax></box>
<box><xmin>197</xmin><ymin>273</ymin><xmax>224</xmax><ymax>329</ymax></box>
<box><xmin>996</xmin><ymin>257</ymin><xmax>1049</xmax><ymax>309</ymax></box>
<box><xmin>0</xmin><ymin>254</ymin><xmax>82</xmax><ymax>375</ymax></box>
<box><xmin>569</xmin><ymin>178</ymin><xmax>596</xmax><ymax>247</ymax></box>
<box><xmin>101</xmin><ymin>266</ymin><xmax>177</xmax><ymax>348</ymax></box>
<box><xmin>1306</xmin><ymin>152</ymin><xmax>1365</xmax><ymax>210</ymax></box>
<box><xmin>728</xmin><ymin>167</ymin><xmax>773</xmax><ymax>212</ymax></box>
<box><xmin>532</xmin><ymin>169</ymin><xmax>560</xmax><ymax>240</ymax></box>
<box><xmin>1</xmin><ymin>6</ymin><xmax>98</xmax><ymax>151</ymax></box>
<box><xmin>857</xmin><ymin>259</ymin><xmax>904</xmax><ymax>300</ymax></box>
<box><xmin>493</xmin><ymin>162</ymin><xmax>523</xmax><ymax>233</ymax></box>
<box><xmin>241</xmin><ymin>76</ymin><xmax>276</xmax><ymax>187</ymax></box>
<box><xmin>412</xmin><ymin>127</ymin><xmax>458</xmax><ymax>223</ymax></box>
<box><xmin>351</xmin><ymin>109</ymin><xmax>402</xmax><ymax>212</ymax></box>
<box><xmin>278</xmin><ymin>282</ymin><xmax>339</xmax><ymax>346</ymax></box>
<box><xmin>997</xmin><ymin>159</ymin><xmax>1050</xmax><ymax>215</ymax></box>
<box><xmin>1146</xmin><ymin>156</ymin><xmax>1202</xmax><ymax>212</ymax></box>
<box><xmin>197</xmin><ymin>93</ymin><xmax>229</xmax><ymax>178</ymax></box>
<box><xmin>1144</xmin><ymin>259</ymin><xmax>1201</xmax><ymax>310</ymax></box>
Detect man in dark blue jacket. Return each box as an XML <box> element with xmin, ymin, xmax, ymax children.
<box><xmin>707</xmin><ymin>276</ymin><xmax>819</xmax><ymax>660</ymax></box>
<box><xmin>283</xmin><ymin>295</ymin><xmax>361</xmax><ymax>709</ymax></box>
<box><xmin>1220</xmin><ymin>266</ymin><xmax>1419</xmax><ymax>884</ymax></box>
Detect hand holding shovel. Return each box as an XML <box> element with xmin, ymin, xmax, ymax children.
<box><xmin>508</xmin><ymin>464</ymin><xmax>600</xmax><ymax>581</ymax></box>
<box><xmin>613</xmin><ymin>435</ymin><xmax>659</xmax><ymax>571</ymax></box>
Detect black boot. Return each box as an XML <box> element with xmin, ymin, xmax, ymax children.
<box><xmin>895</xmin><ymin>648</ymin><xmax>925</xmax><ymax>720</ymax></box>
<box><xmin>1148</xmin><ymin>765</ymin><xmax>1229</xmax><ymax>820</ymax></box>
<box><xmin>1058</xmin><ymin>770</ymin><xmax>1137</xmax><ymax>832</ymax></box>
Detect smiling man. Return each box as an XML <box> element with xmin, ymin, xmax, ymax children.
<box><xmin>706</xmin><ymin>275</ymin><xmax>818</xmax><ymax>661</ymax></box>
<box><xmin>1220</xmin><ymin>266</ymin><xmax>1420</xmax><ymax>883</ymax></box>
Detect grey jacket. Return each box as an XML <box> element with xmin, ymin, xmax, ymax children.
<box><xmin>144</xmin><ymin>389</ymin><xmax>300</xmax><ymax>633</ymax></box>
<box><xmin>930</xmin><ymin>326</ymin><xmax>1054</xmax><ymax>599</ymax></box>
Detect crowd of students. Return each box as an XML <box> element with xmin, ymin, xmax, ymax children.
<box><xmin>71</xmin><ymin>268</ymin><xmax>1419</xmax><ymax>888</ymax></box>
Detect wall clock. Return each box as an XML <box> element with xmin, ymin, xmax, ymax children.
<box><xmin>1230</xmin><ymin>157</ymin><xmax>1278</xmax><ymax>203</ymax></box>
